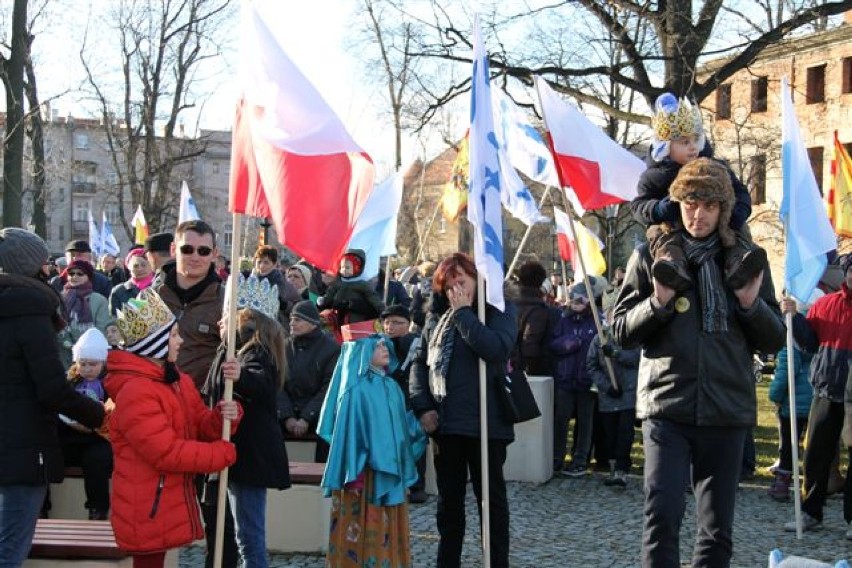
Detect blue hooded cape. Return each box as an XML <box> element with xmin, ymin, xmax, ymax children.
<box><xmin>317</xmin><ymin>334</ymin><xmax>426</xmax><ymax>506</ymax></box>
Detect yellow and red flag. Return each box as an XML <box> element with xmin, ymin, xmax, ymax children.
<box><xmin>440</xmin><ymin>133</ymin><xmax>469</xmax><ymax>222</ymax></box>
<box><xmin>131</xmin><ymin>205</ymin><xmax>149</xmax><ymax>245</ymax></box>
<box><xmin>828</xmin><ymin>131</ymin><xmax>852</xmax><ymax>238</ymax></box>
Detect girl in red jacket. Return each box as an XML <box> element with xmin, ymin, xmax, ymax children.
<box><xmin>106</xmin><ymin>288</ymin><xmax>241</xmax><ymax>568</ymax></box>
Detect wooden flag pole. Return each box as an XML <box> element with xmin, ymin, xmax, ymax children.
<box><xmin>504</xmin><ymin>186</ymin><xmax>553</xmax><ymax>281</ymax></box>
<box><xmin>213</xmin><ymin>212</ymin><xmax>242</xmax><ymax>568</ymax></box>
<box><xmin>784</xmin><ymin>309</ymin><xmax>803</xmax><ymax>539</ymax></box>
<box><xmin>383</xmin><ymin>256</ymin><xmax>393</xmax><ymax>304</ymax></box>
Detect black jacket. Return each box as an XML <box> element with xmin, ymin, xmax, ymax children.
<box><xmin>611</xmin><ymin>244</ymin><xmax>785</xmax><ymax>427</ymax></box>
<box><xmin>205</xmin><ymin>344</ymin><xmax>290</xmax><ymax>489</ymax></box>
<box><xmin>389</xmin><ymin>332</ymin><xmax>419</xmax><ymax>406</ymax></box>
<box><xmin>108</xmin><ymin>280</ymin><xmax>142</xmax><ymax>316</ymax></box>
<box><xmin>279</xmin><ymin>328</ymin><xmax>340</xmax><ymax>427</ymax></box>
<box><xmin>513</xmin><ymin>287</ymin><xmax>557</xmax><ymax>376</ymax></box>
<box><xmin>410</xmin><ymin>295</ymin><xmax>517</xmax><ymax>441</ymax></box>
<box><xmin>0</xmin><ymin>274</ymin><xmax>105</xmax><ymax>484</ymax></box>
<box><xmin>631</xmin><ymin>145</ymin><xmax>751</xmax><ymax>230</ymax></box>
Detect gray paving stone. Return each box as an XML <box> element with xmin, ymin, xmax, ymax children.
<box><xmin>179</xmin><ymin>473</ymin><xmax>852</xmax><ymax>567</ymax></box>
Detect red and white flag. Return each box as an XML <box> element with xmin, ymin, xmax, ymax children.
<box><xmin>535</xmin><ymin>77</ymin><xmax>644</xmax><ymax>214</ymax></box>
<box><xmin>229</xmin><ymin>2</ymin><xmax>375</xmax><ymax>271</ymax></box>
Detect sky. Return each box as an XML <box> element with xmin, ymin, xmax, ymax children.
<box><xmin>24</xmin><ymin>0</ymin><xmax>450</xmax><ymax>181</ymax></box>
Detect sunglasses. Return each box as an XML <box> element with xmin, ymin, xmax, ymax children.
<box><xmin>178</xmin><ymin>244</ymin><xmax>213</xmax><ymax>257</ymax></box>
<box><xmin>67</xmin><ymin>270</ymin><xmax>87</xmax><ymax>277</ymax></box>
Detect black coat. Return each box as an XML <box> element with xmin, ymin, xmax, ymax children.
<box><xmin>279</xmin><ymin>328</ymin><xmax>340</xmax><ymax>427</ymax></box>
<box><xmin>0</xmin><ymin>274</ymin><xmax>105</xmax><ymax>484</ymax></box>
<box><xmin>513</xmin><ymin>287</ymin><xmax>558</xmax><ymax>376</ymax></box>
<box><xmin>205</xmin><ymin>343</ymin><xmax>290</xmax><ymax>489</ymax></box>
<box><xmin>389</xmin><ymin>332</ymin><xmax>419</xmax><ymax>406</ymax></box>
<box><xmin>410</xmin><ymin>295</ymin><xmax>517</xmax><ymax>441</ymax></box>
<box><xmin>108</xmin><ymin>280</ymin><xmax>142</xmax><ymax>315</ymax></box>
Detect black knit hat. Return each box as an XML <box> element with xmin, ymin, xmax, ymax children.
<box><xmin>381</xmin><ymin>304</ymin><xmax>411</xmax><ymax>321</ymax></box>
<box><xmin>65</xmin><ymin>239</ymin><xmax>92</xmax><ymax>253</ymax></box>
<box><xmin>0</xmin><ymin>228</ymin><xmax>49</xmax><ymax>277</ymax></box>
<box><xmin>144</xmin><ymin>232</ymin><xmax>174</xmax><ymax>253</ymax></box>
<box><xmin>291</xmin><ymin>300</ymin><xmax>321</xmax><ymax>326</ymax></box>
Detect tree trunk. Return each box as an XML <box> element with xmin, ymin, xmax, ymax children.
<box><xmin>2</xmin><ymin>0</ymin><xmax>28</xmax><ymax>228</ymax></box>
<box><xmin>23</xmin><ymin>32</ymin><xmax>46</xmax><ymax>238</ymax></box>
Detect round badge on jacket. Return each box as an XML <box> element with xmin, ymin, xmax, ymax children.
<box><xmin>674</xmin><ymin>296</ymin><xmax>690</xmax><ymax>313</ymax></box>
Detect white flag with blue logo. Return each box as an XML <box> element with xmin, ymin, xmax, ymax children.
<box><xmin>88</xmin><ymin>210</ymin><xmax>102</xmax><ymax>258</ymax></box>
<box><xmin>101</xmin><ymin>211</ymin><xmax>120</xmax><ymax>256</ymax></box>
<box><xmin>468</xmin><ymin>17</ymin><xmax>505</xmax><ymax>312</ymax></box>
<box><xmin>178</xmin><ymin>181</ymin><xmax>201</xmax><ymax>224</ymax></box>
<box><xmin>347</xmin><ymin>171</ymin><xmax>404</xmax><ymax>280</ymax></box>
<box><xmin>779</xmin><ymin>77</ymin><xmax>836</xmax><ymax>302</ymax></box>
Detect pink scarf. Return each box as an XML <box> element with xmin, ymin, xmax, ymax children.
<box><xmin>131</xmin><ymin>272</ymin><xmax>155</xmax><ymax>291</ymax></box>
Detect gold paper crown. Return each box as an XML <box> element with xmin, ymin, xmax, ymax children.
<box><xmin>225</xmin><ymin>273</ymin><xmax>280</xmax><ymax>320</ymax></box>
<box><xmin>652</xmin><ymin>97</ymin><xmax>703</xmax><ymax>142</ymax></box>
<box><xmin>116</xmin><ymin>288</ymin><xmax>176</xmax><ymax>347</ymax></box>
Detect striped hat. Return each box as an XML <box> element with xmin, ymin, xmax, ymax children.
<box><xmin>116</xmin><ymin>288</ymin><xmax>176</xmax><ymax>359</ymax></box>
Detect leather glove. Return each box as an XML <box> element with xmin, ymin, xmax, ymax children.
<box><xmin>606</xmin><ymin>385</ymin><xmax>623</xmax><ymax>398</ymax></box>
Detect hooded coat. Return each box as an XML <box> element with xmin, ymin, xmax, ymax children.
<box><xmin>104</xmin><ymin>350</ymin><xmax>239</xmax><ymax>553</ymax></box>
<box><xmin>321</xmin><ymin>249</ymin><xmax>385</xmax><ymax>323</ymax></box>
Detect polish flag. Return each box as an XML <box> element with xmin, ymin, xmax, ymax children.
<box><xmin>228</xmin><ymin>2</ymin><xmax>375</xmax><ymax>272</ymax></box>
<box><xmin>535</xmin><ymin>77</ymin><xmax>644</xmax><ymax>214</ymax></box>
<box><xmin>553</xmin><ymin>207</ymin><xmax>606</xmax><ymax>279</ymax></box>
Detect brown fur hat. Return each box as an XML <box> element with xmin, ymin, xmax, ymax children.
<box><xmin>669</xmin><ymin>158</ymin><xmax>736</xmax><ymax>246</ymax></box>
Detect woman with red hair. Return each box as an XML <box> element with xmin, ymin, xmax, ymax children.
<box><xmin>409</xmin><ymin>252</ymin><xmax>517</xmax><ymax>568</ymax></box>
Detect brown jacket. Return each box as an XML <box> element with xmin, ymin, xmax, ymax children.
<box><xmin>155</xmin><ymin>271</ymin><xmax>224</xmax><ymax>388</ymax></box>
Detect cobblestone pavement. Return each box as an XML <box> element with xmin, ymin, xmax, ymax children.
<box><xmin>179</xmin><ymin>472</ymin><xmax>852</xmax><ymax>567</ymax></box>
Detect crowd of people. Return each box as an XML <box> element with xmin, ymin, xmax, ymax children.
<box><xmin>0</xmin><ymin>90</ymin><xmax>851</xmax><ymax>568</ymax></box>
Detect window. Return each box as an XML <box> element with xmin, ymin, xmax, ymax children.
<box><xmin>212</xmin><ymin>162</ymin><xmax>220</xmax><ymax>175</ymax></box>
<box><xmin>104</xmin><ymin>203</ymin><xmax>120</xmax><ymax>225</ymax></box>
<box><xmin>716</xmin><ymin>84</ymin><xmax>732</xmax><ymax>120</ymax></box>
<box><xmin>806</xmin><ymin>65</ymin><xmax>826</xmax><ymax>104</ymax></box>
<box><xmin>843</xmin><ymin>57</ymin><xmax>852</xmax><ymax>95</ymax></box>
<box><xmin>807</xmin><ymin>146</ymin><xmax>824</xmax><ymax>195</ymax></box>
<box><xmin>751</xmin><ymin>77</ymin><xmax>768</xmax><ymax>113</ymax></box>
<box><xmin>748</xmin><ymin>154</ymin><xmax>766</xmax><ymax>205</ymax></box>
<box><xmin>223</xmin><ymin>223</ymin><xmax>233</xmax><ymax>249</ymax></box>
<box><xmin>59</xmin><ymin>224</ymin><xmax>65</xmax><ymax>241</ymax></box>
<box><xmin>74</xmin><ymin>133</ymin><xmax>89</xmax><ymax>150</ymax></box>
<box><xmin>73</xmin><ymin>200</ymin><xmax>92</xmax><ymax>222</ymax></box>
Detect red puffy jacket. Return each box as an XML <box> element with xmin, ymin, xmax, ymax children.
<box><xmin>104</xmin><ymin>350</ymin><xmax>240</xmax><ymax>553</ymax></box>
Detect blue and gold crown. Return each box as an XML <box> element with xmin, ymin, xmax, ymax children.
<box><xmin>226</xmin><ymin>273</ymin><xmax>280</xmax><ymax>320</ymax></box>
<box><xmin>650</xmin><ymin>93</ymin><xmax>705</xmax><ymax>162</ymax></box>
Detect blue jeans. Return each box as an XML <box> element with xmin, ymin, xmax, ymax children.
<box><xmin>0</xmin><ymin>483</ymin><xmax>48</xmax><ymax>568</ymax></box>
<box><xmin>642</xmin><ymin>419</ymin><xmax>746</xmax><ymax>568</ymax></box>
<box><xmin>227</xmin><ymin>481</ymin><xmax>268</xmax><ymax>568</ymax></box>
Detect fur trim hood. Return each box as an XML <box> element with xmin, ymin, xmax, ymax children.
<box><xmin>669</xmin><ymin>157</ymin><xmax>736</xmax><ymax>246</ymax></box>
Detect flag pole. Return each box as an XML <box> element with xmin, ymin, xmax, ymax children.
<box><xmin>476</xmin><ymin>271</ymin><xmax>492</xmax><ymax>568</ymax></box>
<box><xmin>785</xmin><ymin>308</ymin><xmax>803</xmax><ymax>538</ymax></box>
<box><xmin>383</xmin><ymin>256</ymin><xmax>393</xmax><ymax>304</ymax></box>
<box><xmin>504</xmin><ymin>186</ymin><xmax>552</xmax><ymax>281</ymax></box>
<box><xmin>559</xmin><ymin>258</ymin><xmax>569</xmax><ymax>304</ymax></box>
<box><xmin>533</xmin><ymin>77</ymin><xmax>618</xmax><ymax>389</ymax></box>
<box><xmin>213</xmin><ymin>212</ymin><xmax>242</xmax><ymax>568</ymax></box>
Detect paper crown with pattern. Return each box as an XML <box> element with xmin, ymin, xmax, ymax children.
<box><xmin>225</xmin><ymin>273</ymin><xmax>280</xmax><ymax>320</ymax></box>
<box><xmin>116</xmin><ymin>288</ymin><xmax>176</xmax><ymax>353</ymax></box>
<box><xmin>650</xmin><ymin>93</ymin><xmax>705</xmax><ymax>162</ymax></box>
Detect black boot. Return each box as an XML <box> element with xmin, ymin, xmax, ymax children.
<box><xmin>726</xmin><ymin>247</ymin><xmax>767</xmax><ymax>290</ymax></box>
<box><xmin>652</xmin><ymin>259</ymin><xmax>693</xmax><ymax>292</ymax></box>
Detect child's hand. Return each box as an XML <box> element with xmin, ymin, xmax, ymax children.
<box><xmin>218</xmin><ymin>400</ymin><xmax>240</xmax><ymax>421</ymax></box>
<box><xmin>221</xmin><ymin>358</ymin><xmax>241</xmax><ymax>382</ymax></box>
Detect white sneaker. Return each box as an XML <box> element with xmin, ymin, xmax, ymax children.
<box><xmin>783</xmin><ymin>513</ymin><xmax>822</xmax><ymax>532</ymax></box>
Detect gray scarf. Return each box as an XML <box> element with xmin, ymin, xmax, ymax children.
<box><xmin>682</xmin><ymin>233</ymin><xmax>728</xmax><ymax>333</ymax></box>
<box><xmin>427</xmin><ymin>309</ymin><xmax>456</xmax><ymax>400</ymax></box>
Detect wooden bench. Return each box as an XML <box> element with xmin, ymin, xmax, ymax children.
<box><xmin>266</xmin><ymin>460</ymin><xmax>330</xmax><ymax>553</ymax></box>
<box><xmin>24</xmin><ymin>519</ymin><xmax>178</xmax><ymax>567</ymax></box>
<box><xmin>283</xmin><ymin>431</ymin><xmax>319</xmax><ymax>462</ymax></box>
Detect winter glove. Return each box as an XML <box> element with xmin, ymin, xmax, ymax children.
<box><xmin>653</xmin><ymin>197</ymin><xmax>680</xmax><ymax>224</ymax></box>
<box><xmin>606</xmin><ymin>384</ymin><xmax>623</xmax><ymax>399</ymax></box>
<box><xmin>601</xmin><ymin>343</ymin><xmax>618</xmax><ymax>358</ymax></box>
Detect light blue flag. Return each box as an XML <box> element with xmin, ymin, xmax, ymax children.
<box><xmin>347</xmin><ymin>172</ymin><xmax>404</xmax><ymax>280</ymax></box>
<box><xmin>779</xmin><ymin>77</ymin><xmax>836</xmax><ymax>302</ymax></box>
<box><xmin>88</xmin><ymin>210</ymin><xmax>102</xmax><ymax>258</ymax></box>
<box><xmin>178</xmin><ymin>181</ymin><xmax>201</xmax><ymax>224</ymax></box>
<box><xmin>101</xmin><ymin>211</ymin><xmax>120</xmax><ymax>256</ymax></box>
<box><xmin>490</xmin><ymin>89</ymin><xmax>549</xmax><ymax>226</ymax></box>
<box><xmin>467</xmin><ymin>17</ymin><xmax>505</xmax><ymax>312</ymax></box>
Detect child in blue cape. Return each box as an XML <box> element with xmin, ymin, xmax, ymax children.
<box><xmin>318</xmin><ymin>334</ymin><xmax>426</xmax><ymax>568</ymax></box>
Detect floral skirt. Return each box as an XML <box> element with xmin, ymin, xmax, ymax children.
<box><xmin>326</xmin><ymin>469</ymin><xmax>411</xmax><ymax>568</ymax></box>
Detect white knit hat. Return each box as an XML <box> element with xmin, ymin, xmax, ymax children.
<box><xmin>72</xmin><ymin>328</ymin><xmax>109</xmax><ymax>362</ymax></box>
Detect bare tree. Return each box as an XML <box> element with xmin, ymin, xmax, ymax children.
<box><xmin>78</xmin><ymin>0</ymin><xmax>234</xmax><ymax>238</ymax></box>
<box><xmin>0</xmin><ymin>0</ymin><xmax>27</xmax><ymax>227</ymax></box>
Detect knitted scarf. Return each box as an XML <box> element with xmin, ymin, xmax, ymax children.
<box><xmin>426</xmin><ymin>308</ymin><xmax>456</xmax><ymax>400</ymax></box>
<box><xmin>63</xmin><ymin>280</ymin><xmax>94</xmax><ymax>324</ymax></box>
<box><xmin>682</xmin><ymin>233</ymin><xmax>728</xmax><ymax>333</ymax></box>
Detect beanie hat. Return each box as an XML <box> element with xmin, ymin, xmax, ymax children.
<box><xmin>651</xmin><ymin>93</ymin><xmax>705</xmax><ymax>162</ymax></box>
<box><xmin>64</xmin><ymin>259</ymin><xmax>95</xmax><ymax>281</ymax></box>
<box><xmin>0</xmin><ymin>228</ymin><xmax>49</xmax><ymax>277</ymax></box>
<box><xmin>669</xmin><ymin>157</ymin><xmax>736</xmax><ymax>247</ymax></box>
<box><xmin>116</xmin><ymin>288</ymin><xmax>177</xmax><ymax>359</ymax></box>
<box><xmin>125</xmin><ymin>247</ymin><xmax>146</xmax><ymax>268</ymax></box>
<box><xmin>381</xmin><ymin>304</ymin><xmax>411</xmax><ymax>321</ymax></box>
<box><xmin>144</xmin><ymin>232</ymin><xmax>174</xmax><ymax>253</ymax></box>
<box><xmin>291</xmin><ymin>300</ymin><xmax>321</xmax><ymax>326</ymax></box>
<box><xmin>289</xmin><ymin>264</ymin><xmax>313</xmax><ymax>288</ymax></box>
<box><xmin>72</xmin><ymin>328</ymin><xmax>109</xmax><ymax>362</ymax></box>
